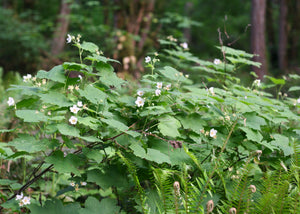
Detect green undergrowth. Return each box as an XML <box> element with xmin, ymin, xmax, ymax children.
<box><xmin>0</xmin><ymin>34</ymin><xmax>300</xmax><ymax>213</ymax></box>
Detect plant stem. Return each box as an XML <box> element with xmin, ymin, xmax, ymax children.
<box><xmin>198</xmin><ymin>120</ymin><xmax>238</xmax><ymax>205</ymax></box>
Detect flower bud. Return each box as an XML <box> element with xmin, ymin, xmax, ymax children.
<box><xmin>173</xmin><ymin>181</ymin><xmax>180</xmax><ymax>195</ymax></box>
<box><xmin>206</xmin><ymin>200</ymin><xmax>214</xmax><ymax>213</ymax></box>
<box><xmin>249</xmin><ymin>185</ymin><xmax>256</xmax><ymax>193</ymax></box>
<box><xmin>229</xmin><ymin>207</ymin><xmax>237</xmax><ymax>214</ymax></box>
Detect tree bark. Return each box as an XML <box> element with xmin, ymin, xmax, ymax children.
<box><xmin>251</xmin><ymin>0</ymin><xmax>267</xmax><ymax>79</ymax></box>
<box><xmin>184</xmin><ymin>2</ymin><xmax>193</xmax><ymax>43</ymax></box>
<box><xmin>51</xmin><ymin>0</ymin><xmax>71</xmax><ymax>56</ymax></box>
<box><xmin>289</xmin><ymin>0</ymin><xmax>300</xmax><ymax>71</ymax></box>
<box><xmin>278</xmin><ymin>0</ymin><xmax>288</xmax><ymax>72</ymax></box>
<box><xmin>266</xmin><ymin>0</ymin><xmax>277</xmax><ymax>68</ymax></box>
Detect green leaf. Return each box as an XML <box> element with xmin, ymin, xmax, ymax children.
<box><xmin>177</xmin><ymin>113</ymin><xmax>205</xmax><ymax>133</ymax></box>
<box><xmin>87</xmin><ymin>167</ymin><xmax>128</xmax><ymax>190</ymax></box>
<box><xmin>85</xmin><ymin>54</ymin><xmax>119</xmax><ymax>64</ymax></box>
<box><xmin>244</xmin><ymin>112</ymin><xmax>267</xmax><ymax>130</ymax></box>
<box><xmin>29</xmin><ymin>198</ymin><xmax>81</xmax><ymax>214</ymax></box>
<box><xmin>102</xmin><ymin>118</ymin><xmax>129</xmax><ymax>132</ymax></box>
<box><xmin>226</xmin><ymin>56</ymin><xmax>261</xmax><ymax>67</ymax></box>
<box><xmin>288</xmin><ymin>86</ymin><xmax>300</xmax><ymax>92</ymax></box>
<box><xmin>8</xmin><ymin>135</ymin><xmax>53</xmax><ymax>153</ymax></box>
<box><xmin>82</xmin><ymin>148</ymin><xmax>104</xmax><ymax>163</ymax></box>
<box><xmin>79</xmin><ymin>84</ymin><xmax>106</xmax><ymax>104</ymax></box>
<box><xmin>39</xmin><ymin>91</ymin><xmax>72</xmax><ymax>107</ymax></box>
<box><xmin>77</xmin><ymin>116</ymin><xmax>100</xmax><ymax>130</ymax></box>
<box><xmin>265</xmin><ymin>76</ymin><xmax>285</xmax><ymax>85</ymax></box>
<box><xmin>63</xmin><ymin>62</ymin><xmax>91</xmax><ymax>73</ymax></box>
<box><xmin>130</xmin><ymin>143</ymin><xmax>171</xmax><ymax>164</ymax></box>
<box><xmin>147</xmin><ymin>148</ymin><xmax>171</xmax><ymax>164</ymax></box>
<box><xmin>289</xmin><ymin>74</ymin><xmax>300</xmax><ymax>80</ymax></box>
<box><xmin>16</xmin><ymin>110</ymin><xmax>48</xmax><ymax>122</ymax></box>
<box><xmin>16</xmin><ymin>98</ymin><xmax>38</xmax><ymax>108</ymax></box>
<box><xmin>0</xmin><ymin>129</ymin><xmax>15</xmax><ymax>133</ymax></box>
<box><xmin>81</xmin><ymin>41</ymin><xmax>99</xmax><ymax>53</ymax></box>
<box><xmin>0</xmin><ymin>142</ymin><xmax>13</xmax><ymax>156</ymax></box>
<box><xmin>57</xmin><ymin>123</ymin><xmax>80</xmax><ymax>137</ymax></box>
<box><xmin>36</xmin><ymin>65</ymin><xmax>66</xmax><ymax>83</ymax></box>
<box><xmin>150</xmin><ymin>140</ymin><xmax>191</xmax><ymax>166</ymax></box>
<box><xmin>258</xmin><ymin>140</ymin><xmax>277</xmax><ymax>151</ymax></box>
<box><xmin>158</xmin><ymin>116</ymin><xmax>181</xmax><ymax>138</ymax></box>
<box><xmin>239</xmin><ymin>127</ymin><xmax>263</xmax><ymax>142</ymax></box>
<box><xmin>0</xmin><ymin>179</ymin><xmax>17</xmax><ymax>185</ymax></box>
<box><xmin>45</xmin><ymin>151</ymin><xmax>83</xmax><ymax>176</ymax></box>
<box><xmin>139</xmin><ymin>106</ymin><xmax>172</xmax><ymax>117</ymax></box>
<box><xmin>80</xmin><ymin>135</ymin><xmax>101</xmax><ymax>142</ymax></box>
<box><xmin>79</xmin><ymin>197</ymin><xmax>120</xmax><ymax>214</ymax></box>
<box><xmin>97</xmin><ymin>68</ymin><xmax>125</xmax><ymax>89</ymax></box>
<box><xmin>270</xmin><ymin>134</ymin><xmax>293</xmax><ymax>156</ymax></box>
<box><xmin>216</xmin><ymin>46</ymin><xmax>254</xmax><ymax>58</ymax></box>
<box><xmin>158</xmin><ymin>66</ymin><xmax>191</xmax><ymax>84</ymax></box>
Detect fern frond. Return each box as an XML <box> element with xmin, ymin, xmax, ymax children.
<box><xmin>152</xmin><ymin>167</ymin><xmax>177</xmax><ymax>213</ymax></box>
<box><xmin>117</xmin><ymin>151</ymin><xmax>146</xmax><ymax>213</ymax></box>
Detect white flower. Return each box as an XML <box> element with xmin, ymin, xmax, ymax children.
<box><xmin>156</xmin><ymin>82</ymin><xmax>163</xmax><ymax>89</ymax></box>
<box><xmin>70</xmin><ymin>182</ymin><xmax>76</xmax><ymax>187</ymax></box>
<box><xmin>78</xmin><ymin>75</ymin><xmax>82</xmax><ymax>80</ymax></box>
<box><xmin>7</xmin><ymin>97</ymin><xmax>15</xmax><ymax>106</ymax></box>
<box><xmin>68</xmin><ymin>85</ymin><xmax>74</xmax><ymax>91</ymax></box>
<box><xmin>245</xmin><ymin>96</ymin><xmax>247</xmax><ymax>99</ymax></box>
<box><xmin>77</xmin><ymin>101</ymin><xmax>83</xmax><ymax>107</ymax></box>
<box><xmin>66</xmin><ymin>34</ymin><xmax>72</xmax><ymax>43</ymax></box>
<box><xmin>69</xmin><ymin>116</ymin><xmax>78</xmax><ymax>125</ymax></box>
<box><xmin>297</xmin><ymin>98</ymin><xmax>300</xmax><ymax>103</ymax></box>
<box><xmin>208</xmin><ymin>87</ymin><xmax>215</xmax><ymax>95</ymax></box>
<box><xmin>165</xmin><ymin>84</ymin><xmax>171</xmax><ymax>90</ymax></box>
<box><xmin>23</xmin><ymin>74</ymin><xmax>32</xmax><ymax>82</ymax></box>
<box><xmin>16</xmin><ymin>192</ymin><xmax>23</xmax><ymax>201</ymax></box>
<box><xmin>135</xmin><ymin>97</ymin><xmax>145</xmax><ymax>107</ymax></box>
<box><xmin>21</xmin><ymin>196</ymin><xmax>31</xmax><ymax>205</ymax></box>
<box><xmin>210</xmin><ymin>128</ymin><xmax>217</xmax><ymax>138</ymax></box>
<box><xmin>213</xmin><ymin>59</ymin><xmax>221</xmax><ymax>65</ymax></box>
<box><xmin>145</xmin><ymin>56</ymin><xmax>151</xmax><ymax>63</ymax></box>
<box><xmin>155</xmin><ymin>89</ymin><xmax>161</xmax><ymax>96</ymax></box>
<box><xmin>80</xmin><ymin>181</ymin><xmax>87</xmax><ymax>186</ymax></box>
<box><xmin>254</xmin><ymin>79</ymin><xmax>261</xmax><ymax>87</ymax></box>
<box><xmin>137</xmin><ymin>90</ymin><xmax>144</xmax><ymax>96</ymax></box>
<box><xmin>180</xmin><ymin>42</ymin><xmax>188</xmax><ymax>49</ymax></box>
<box><xmin>70</xmin><ymin>105</ymin><xmax>80</xmax><ymax>114</ymax></box>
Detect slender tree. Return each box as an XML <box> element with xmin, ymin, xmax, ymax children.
<box><xmin>51</xmin><ymin>0</ymin><xmax>71</xmax><ymax>56</ymax></box>
<box><xmin>251</xmin><ymin>0</ymin><xmax>267</xmax><ymax>79</ymax></box>
<box><xmin>278</xmin><ymin>0</ymin><xmax>288</xmax><ymax>72</ymax></box>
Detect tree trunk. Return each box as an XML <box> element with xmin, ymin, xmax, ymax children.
<box><xmin>51</xmin><ymin>0</ymin><xmax>71</xmax><ymax>56</ymax></box>
<box><xmin>266</xmin><ymin>0</ymin><xmax>277</xmax><ymax>69</ymax></box>
<box><xmin>251</xmin><ymin>0</ymin><xmax>267</xmax><ymax>79</ymax></box>
<box><xmin>289</xmin><ymin>0</ymin><xmax>300</xmax><ymax>71</ymax></box>
<box><xmin>184</xmin><ymin>2</ymin><xmax>193</xmax><ymax>43</ymax></box>
<box><xmin>278</xmin><ymin>0</ymin><xmax>288</xmax><ymax>72</ymax></box>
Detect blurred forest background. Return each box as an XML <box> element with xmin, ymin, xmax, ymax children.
<box><xmin>0</xmin><ymin>0</ymin><xmax>299</xmax><ymax>81</ymax></box>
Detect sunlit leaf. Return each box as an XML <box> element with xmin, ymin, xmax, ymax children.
<box><xmin>16</xmin><ymin>110</ymin><xmax>48</xmax><ymax>122</ymax></box>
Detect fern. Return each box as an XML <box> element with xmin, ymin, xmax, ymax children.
<box><xmin>117</xmin><ymin>151</ymin><xmax>147</xmax><ymax>213</ymax></box>
<box><xmin>152</xmin><ymin>168</ymin><xmax>176</xmax><ymax>213</ymax></box>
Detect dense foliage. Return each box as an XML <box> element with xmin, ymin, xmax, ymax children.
<box><xmin>0</xmin><ymin>34</ymin><xmax>300</xmax><ymax>213</ymax></box>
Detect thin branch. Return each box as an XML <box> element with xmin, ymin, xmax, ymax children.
<box><xmin>198</xmin><ymin>120</ymin><xmax>238</xmax><ymax>205</ymax></box>
<box><xmin>7</xmin><ymin>121</ymin><xmax>138</xmax><ymax>201</ymax></box>
<box><xmin>8</xmin><ymin>164</ymin><xmax>54</xmax><ymax>201</ymax></box>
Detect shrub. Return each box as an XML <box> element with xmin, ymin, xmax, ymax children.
<box><xmin>1</xmin><ymin>35</ymin><xmax>300</xmax><ymax>213</ymax></box>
